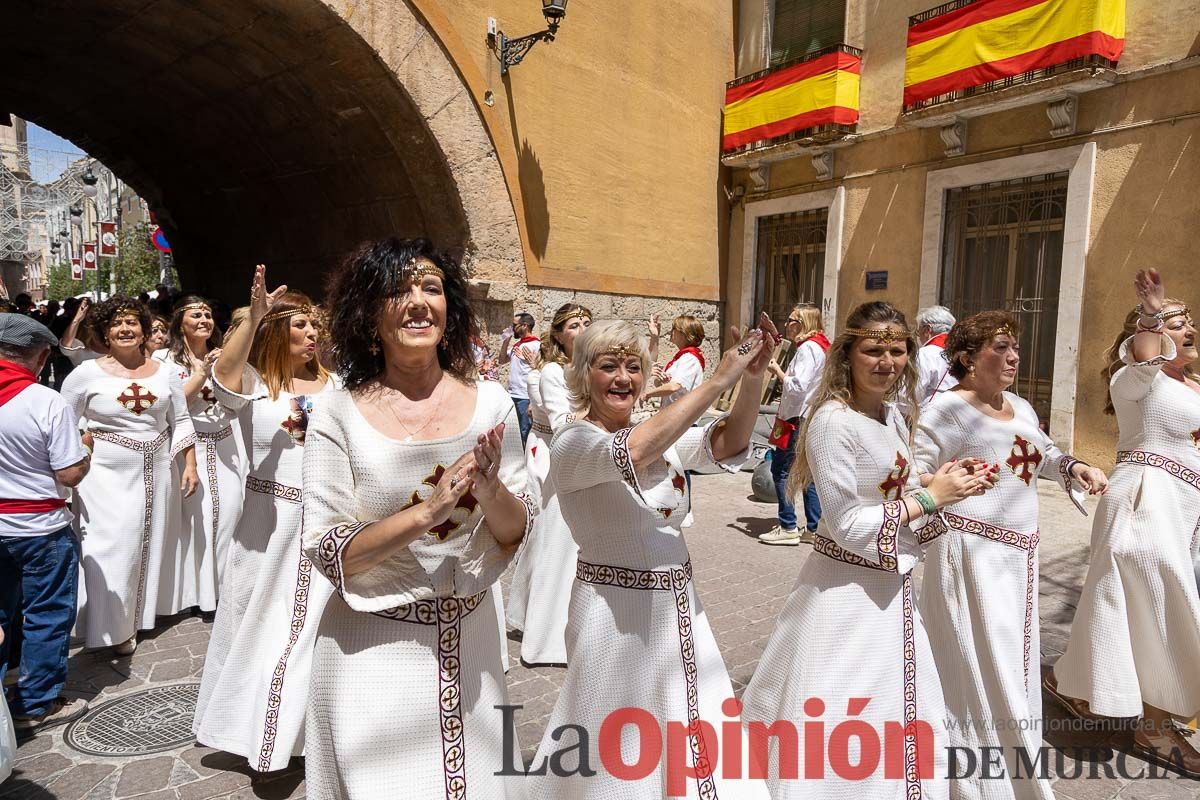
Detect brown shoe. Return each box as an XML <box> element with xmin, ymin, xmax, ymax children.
<box><xmin>112</xmin><ymin>635</ymin><xmax>137</xmax><ymax>656</ymax></box>
<box><xmin>1042</xmin><ymin>671</ymin><xmax>1100</xmax><ymax>721</ymax></box>
<box><xmin>13</xmin><ymin>696</ymin><xmax>89</xmax><ymax>733</ymax></box>
<box><xmin>1133</xmin><ymin>722</ymin><xmax>1200</xmax><ymax>779</ymax></box>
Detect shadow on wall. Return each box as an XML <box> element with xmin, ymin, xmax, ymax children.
<box><xmin>518</xmin><ymin>139</ymin><xmax>550</xmax><ymax>260</ymax></box>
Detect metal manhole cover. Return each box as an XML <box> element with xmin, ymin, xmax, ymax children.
<box><xmin>64</xmin><ymin>683</ymin><xmax>200</xmax><ymax>756</ymax></box>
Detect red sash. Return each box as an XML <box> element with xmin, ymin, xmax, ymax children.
<box><xmin>0</xmin><ymin>358</ymin><xmax>37</xmax><ymax>408</ymax></box>
<box><xmin>665</xmin><ymin>346</ymin><xmax>705</xmax><ymax>372</ymax></box>
<box><xmin>801</xmin><ymin>332</ymin><xmax>831</xmax><ymax>352</ymax></box>
<box><xmin>925</xmin><ymin>332</ymin><xmax>948</xmax><ymax>348</ymax></box>
<box><xmin>0</xmin><ymin>498</ymin><xmax>68</xmax><ymax>514</ymax></box>
<box><xmin>516</xmin><ymin>335</ymin><xmax>540</xmax><ymax>346</ymax></box>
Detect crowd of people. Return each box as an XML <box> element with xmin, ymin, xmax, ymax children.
<box><xmin>0</xmin><ymin>243</ymin><xmax>1197</xmax><ymax>799</ymax></box>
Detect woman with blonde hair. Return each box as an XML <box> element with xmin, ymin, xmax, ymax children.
<box><xmin>1047</xmin><ymin>269</ymin><xmax>1200</xmax><ymax>775</ymax></box>
<box><xmin>507</xmin><ymin>302</ymin><xmax>592</xmax><ymax>665</ymax></box>
<box><xmin>743</xmin><ymin>301</ymin><xmax>992</xmax><ymax>799</ymax></box>
<box><xmin>760</xmin><ymin>303</ymin><xmax>830</xmax><ymax>546</ymax></box>
<box><xmin>192</xmin><ymin>265</ymin><xmax>337</xmax><ymax>773</ymax></box>
<box><xmin>530</xmin><ymin>315</ymin><xmax>776</xmax><ymax>799</ymax></box>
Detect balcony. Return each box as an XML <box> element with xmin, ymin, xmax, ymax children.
<box><xmin>902</xmin><ymin>0</ymin><xmax>1122</xmax><ymax>127</ymax></box>
<box><xmin>722</xmin><ymin>44</ymin><xmax>861</xmax><ymax>165</ymax></box>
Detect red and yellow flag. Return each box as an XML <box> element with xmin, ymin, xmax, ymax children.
<box><xmin>723</xmin><ymin>50</ymin><xmax>861</xmax><ymax>152</ymax></box>
<box><xmin>904</xmin><ymin>0</ymin><xmax>1125</xmax><ymax>107</ymax></box>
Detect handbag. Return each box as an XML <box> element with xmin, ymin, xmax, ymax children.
<box><xmin>767</xmin><ymin>416</ymin><xmax>797</xmax><ymax>449</ymax></box>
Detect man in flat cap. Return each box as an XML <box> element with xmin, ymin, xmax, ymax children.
<box><xmin>0</xmin><ymin>313</ymin><xmax>91</xmax><ymax>732</ymax></box>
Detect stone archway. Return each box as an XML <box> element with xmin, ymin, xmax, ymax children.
<box><xmin>0</xmin><ymin>0</ymin><xmax>525</xmax><ymax>300</ymax></box>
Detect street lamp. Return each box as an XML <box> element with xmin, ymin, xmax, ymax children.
<box><xmin>493</xmin><ymin>0</ymin><xmax>569</xmax><ymax>76</ymax></box>
<box><xmin>81</xmin><ymin>165</ymin><xmax>99</xmax><ymax>199</ymax></box>
<box><xmin>69</xmin><ymin>204</ymin><xmax>83</xmax><ymax>221</ymax></box>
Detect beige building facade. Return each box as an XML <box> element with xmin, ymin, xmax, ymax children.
<box><xmin>724</xmin><ymin>0</ymin><xmax>1200</xmax><ymax>465</ymax></box>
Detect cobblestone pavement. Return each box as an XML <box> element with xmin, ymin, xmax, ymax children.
<box><xmin>4</xmin><ymin>470</ymin><xmax>1198</xmax><ymax>799</ymax></box>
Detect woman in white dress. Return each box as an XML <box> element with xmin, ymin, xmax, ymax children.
<box><xmin>61</xmin><ymin>297</ymin><xmax>199</xmax><ymax>655</ymax></box>
<box><xmin>742</xmin><ymin>301</ymin><xmax>993</xmax><ymax>800</ymax></box>
<box><xmin>302</xmin><ymin>238</ymin><xmax>534</xmax><ymax>799</ymax></box>
<box><xmin>529</xmin><ymin>316</ymin><xmax>776</xmax><ymax>800</ymax></box>
<box><xmin>507</xmin><ymin>302</ymin><xmax>592</xmax><ymax>666</ymax></box>
<box><xmin>915</xmin><ymin>310</ymin><xmax>1108</xmax><ymax>800</ymax></box>
<box><xmin>192</xmin><ymin>267</ymin><xmax>336</xmax><ymax>773</ymax></box>
<box><xmin>1046</xmin><ymin>269</ymin><xmax>1200</xmax><ymax>774</ymax></box>
<box><xmin>153</xmin><ymin>295</ymin><xmax>244</xmax><ymax>613</ymax></box>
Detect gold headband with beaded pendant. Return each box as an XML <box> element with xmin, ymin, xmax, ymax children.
<box><xmin>844</xmin><ymin>326</ymin><xmax>910</xmax><ymax>344</ymax></box>
<box><xmin>113</xmin><ymin>305</ymin><xmax>142</xmax><ymax>320</ymax></box>
<box><xmin>402</xmin><ymin>258</ymin><xmax>445</xmax><ymax>283</ymax></box>
<box><xmin>179</xmin><ymin>301</ymin><xmax>211</xmax><ymax>313</ymax></box>
<box><xmin>554</xmin><ymin>306</ymin><xmax>592</xmax><ymax>326</ymax></box>
<box><xmin>1163</xmin><ymin>307</ymin><xmax>1192</xmax><ymax>322</ymax></box>
<box><xmin>262</xmin><ymin>305</ymin><xmax>314</xmax><ymax>323</ymax></box>
<box><xmin>597</xmin><ymin>344</ymin><xmax>640</xmax><ymax>361</ymax></box>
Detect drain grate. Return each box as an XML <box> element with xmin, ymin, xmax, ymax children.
<box><xmin>64</xmin><ymin>682</ymin><xmax>200</xmax><ymax>756</ymax></box>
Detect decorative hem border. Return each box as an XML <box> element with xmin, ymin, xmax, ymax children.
<box><xmin>246</xmin><ymin>474</ymin><xmax>303</xmax><ymax>504</ymax></box>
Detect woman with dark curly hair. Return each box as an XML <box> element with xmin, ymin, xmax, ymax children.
<box><xmin>152</xmin><ymin>296</ymin><xmax>241</xmax><ymax>613</ymax></box>
<box><xmin>300</xmin><ymin>237</ymin><xmax>534</xmax><ymax>798</ymax></box>
<box><xmin>60</xmin><ymin>296</ymin><xmax>198</xmax><ymax>656</ymax></box>
<box><xmin>192</xmin><ymin>267</ymin><xmax>335</xmax><ymax>773</ymax></box>
<box><xmin>914</xmin><ymin>309</ymin><xmax>1107</xmax><ymax>800</ymax></box>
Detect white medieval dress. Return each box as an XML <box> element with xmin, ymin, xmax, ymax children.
<box><xmin>153</xmin><ymin>350</ymin><xmax>246</xmax><ymax>612</ymax></box>
<box><xmin>507</xmin><ymin>361</ymin><xmax>576</xmax><ymax>665</ymax></box>
<box><xmin>61</xmin><ymin>359</ymin><xmax>196</xmax><ymax>647</ymax></box>
<box><xmin>742</xmin><ymin>401</ymin><xmax>949</xmax><ymax>800</ymax></box>
<box><xmin>915</xmin><ymin>390</ymin><xmax>1087</xmax><ymax>800</ymax></box>
<box><xmin>528</xmin><ymin>417</ymin><xmax>769</xmax><ymax>800</ymax></box>
<box><xmin>1053</xmin><ymin>336</ymin><xmax>1200</xmax><ymax>718</ymax></box>
<box><xmin>192</xmin><ymin>367</ymin><xmax>338</xmax><ymax>772</ymax></box>
<box><xmin>302</xmin><ymin>380</ymin><xmax>535</xmax><ymax>799</ymax></box>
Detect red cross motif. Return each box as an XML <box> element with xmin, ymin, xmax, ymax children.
<box><xmin>117</xmin><ymin>383</ymin><xmax>158</xmax><ymax>415</ymax></box>
<box><xmin>671</xmin><ymin>471</ymin><xmax>686</xmax><ymax>495</ymax></box>
<box><xmin>878</xmin><ymin>452</ymin><xmax>910</xmax><ymax>500</ymax></box>
<box><xmin>400</xmin><ymin>465</ymin><xmax>480</xmax><ymax>541</ymax></box>
<box><xmin>280</xmin><ymin>397</ymin><xmax>310</xmax><ymax>444</ymax></box>
<box><xmin>200</xmin><ymin>386</ymin><xmax>216</xmax><ymax>406</ymax></box>
<box><xmin>1006</xmin><ymin>435</ymin><xmax>1043</xmax><ymax>486</ymax></box>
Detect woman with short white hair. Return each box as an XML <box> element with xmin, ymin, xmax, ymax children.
<box><xmin>529</xmin><ymin>317</ymin><xmax>775</xmax><ymax>799</ymax></box>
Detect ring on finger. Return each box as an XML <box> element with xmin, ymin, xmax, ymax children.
<box><xmin>450</xmin><ymin>476</ymin><xmax>459</xmax><ymax>488</ymax></box>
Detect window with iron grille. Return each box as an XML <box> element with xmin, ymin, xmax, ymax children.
<box><xmin>771</xmin><ymin>0</ymin><xmax>846</xmax><ymax>67</ymax></box>
<box><xmin>755</xmin><ymin>208</ymin><xmax>827</xmax><ymax>331</ymax></box>
<box><xmin>939</xmin><ymin>172</ymin><xmax>1069</xmax><ymax>427</ymax></box>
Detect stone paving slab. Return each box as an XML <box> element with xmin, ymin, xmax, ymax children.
<box><xmin>3</xmin><ymin>470</ymin><xmax>1198</xmax><ymax>798</ymax></box>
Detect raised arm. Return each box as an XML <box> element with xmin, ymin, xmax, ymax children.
<box><xmin>215</xmin><ymin>264</ymin><xmax>286</xmax><ymax>393</ymax></box>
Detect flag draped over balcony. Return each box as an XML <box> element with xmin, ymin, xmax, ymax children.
<box><xmin>904</xmin><ymin>0</ymin><xmax>1125</xmax><ymax>107</ymax></box>
<box><xmin>723</xmin><ymin>49</ymin><xmax>861</xmax><ymax>152</ymax></box>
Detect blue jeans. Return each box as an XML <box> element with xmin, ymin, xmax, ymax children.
<box><xmin>0</xmin><ymin>525</ymin><xmax>80</xmax><ymax>716</ymax></box>
<box><xmin>770</xmin><ymin>422</ymin><xmax>822</xmax><ymax>532</ymax></box>
<box><xmin>512</xmin><ymin>397</ymin><xmax>532</xmax><ymax>444</ymax></box>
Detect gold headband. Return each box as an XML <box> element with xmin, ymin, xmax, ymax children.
<box><xmin>991</xmin><ymin>324</ymin><xmax>1018</xmax><ymax>339</ymax></box>
<box><xmin>179</xmin><ymin>302</ymin><xmax>210</xmax><ymax>313</ymax></box>
<box><xmin>113</xmin><ymin>306</ymin><xmax>142</xmax><ymax>320</ymax></box>
<box><xmin>1163</xmin><ymin>307</ymin><xmax>1192</xmax><ymax>321</ymax></box>
<box><xmin>402</xmin><ymin>259</ymin><xmax>445</xmax><ymax>282</ymax></box>
<box><xmin>262</xmin><ymin>305</ymin><xmax>313</xmax><ymax>323</ymax></box>
<box><xmin>553</xmin><ymin>306</ymin><xmax>592</xmax><ymax>326</ymax></box>
<box><xmin>844</xmin><ymin>326</ymin><xmax>910</xmax><ymax>344</ymax></box>
<box><xmin>597</xmin><ymin>345</ymin><xmax>641</xmax><ymax>360</ymax></box>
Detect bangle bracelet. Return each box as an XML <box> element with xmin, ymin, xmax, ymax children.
<box><xmin>913</xmin><ymin>489</ymin><xmax>938</xmax><ymax>516</ymax></box>
<box><xmin>1135</xmin><ymin>304</ymin><xmax>1165</xmax><ymax>321</ymax></box>
<box><xmin>82</xmin><ymin>444</ymin><xmax>93</xmax><ymax>456</ymax></box>
<box><xmin>1135</xmin><ymin>318</ymin><xmax>1164</xmax><ymax>333</ymax></box>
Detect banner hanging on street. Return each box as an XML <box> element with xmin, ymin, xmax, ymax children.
<box><xmin>99</xmin><ymin>222</ymin><xmax>118</xmax><ymax>256</ymax></box>
<box><xmin>723</xmin><ymin>49</ymin><xmax>861</xmax><ymax>152</ymax></box>
<box><xmin>71</xmin><ymin>258</ymin><xmax>83</xmax><ymax>280</ymax></box>
<box><xmin>904</xmin><ymin>0</ymin><xmax>1126</xmax><ymax>106</ymax></box>
<box><xmin>82</xmin><ymin>242</ymin><xmax>98</xmax><ymax>271</ymax></box>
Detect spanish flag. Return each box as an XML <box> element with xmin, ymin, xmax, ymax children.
<box><xmin>723</xmin><ymin>50</ymin><xmax>861</xmax><ymax>152</ymax></box>
<box><xmin>904</xmin><ymin>0</ymin><xmax>1125</xmax><ymax>107</ymax></box>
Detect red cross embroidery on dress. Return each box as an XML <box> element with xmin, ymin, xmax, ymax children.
<box><xmin>200</xmin><ymin>385</ymin><xmax>216</xmax><ymax>406</ymax></box>
<box><xmin>671</xmin><ymin>471</ymin><xmax>686</xmax><ymax>495</ymax></box>
<box><xmin>281</xmin><ymin>397</ymin><xmax>311</xmax><ymax>444</ymax></box>
<box><xmin>400</xmin><ymin>465</ymin><xmax>480</xmax><ymax>541</ymax></box>
<box><xmin>878</xmin><ymin>452</ymin><xmax>910</xmax><ymax>500</ymax></box>
<box><xmin>117</xmin><ymin>383</ymin><xmax>158</xmax><ymax>415</ymax></box>
<box><xmin>1006</xmin><ymin>435</ymin><xmax>1043</xmax><ymax>486</ymax></box>
<box><xmin>1191</xmin><ymin>427</ymin><xmax>1200</xmax><ymax>450</ymax></box>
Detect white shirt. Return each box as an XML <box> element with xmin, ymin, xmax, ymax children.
<box><xmin>507</xmin><ymin>338</ymin><xmax>540</xmax><ymax>399</ymax></box>
<box><xmin>776</xmin><ymin>338</ymin><xmax>826</xmax><ymax>421</ymax></box>
<box><xmin>917</xmin><ymin>338</ymin><xmax>957</xmax><ymax>407</ymax></box>
<box><xmin>659</xmin><ymin>351</ymin><xmax>704</xmax><ymax>410</ymax></box>
<box><xmin>0</xmin><ymin>384</ymin><xmax>87</xmax><ymax>537</ymax></box>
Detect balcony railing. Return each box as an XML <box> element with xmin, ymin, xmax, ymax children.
<box><xmin>903</xmin><ymin>0</ymin><xmax>1122</xmax><ymax>113</ymax></box>
<box><xmin>723</xmin><ymin>44</ymin><xmax>861</xmax><ymax>158</ymax></box>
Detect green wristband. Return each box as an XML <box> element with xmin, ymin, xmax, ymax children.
<box><xmin>914</xmin><ymin>489</ymin><xmax>938</xmax><ymax>516</ymax></box>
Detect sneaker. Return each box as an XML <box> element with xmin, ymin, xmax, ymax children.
<box><xmin>13</xmin><ymin>696</ymin><xmax>89</xmax><ymax>733</ymax></box>
<box><xmin>113</xmin><ymin>635</ymin><xmax>138</xmax><ymax>656</ymax></box>
<box><xmin>681</xmin><ymin>512</ymin><xmax>695</xmax><ymax>528</ymax></box>
<box><xmin>799</xmin><ymin>528</ymin><xmax>816</xmax><ymax>544</ymax></box>
<box><xmin>758</xmin><ymin>526</ymin><xmax>802</xmax><ymax>546</ymax></box>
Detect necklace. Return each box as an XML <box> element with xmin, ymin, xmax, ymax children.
<box><xmin>385</xmin><ymin>379</ymin><xmax>445</xmax><ymax>443</ymax></box>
